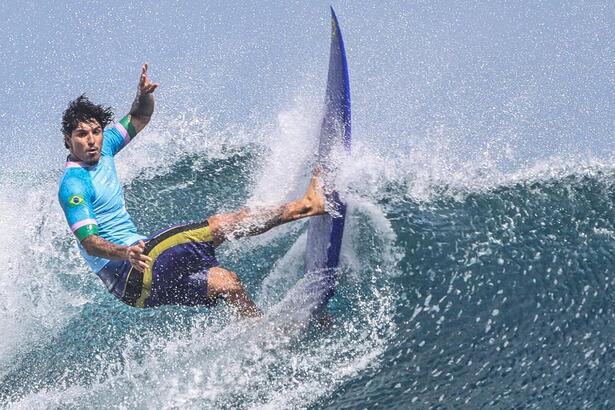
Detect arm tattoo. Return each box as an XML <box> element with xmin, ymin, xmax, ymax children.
<box><xmin>82</xmin><ymin>235</ymin><xmax>128</xmax><ymax>260</ymax></box>
<box><xmin>129</xmin><ymin>89</ymin><xmax>155</xmax><ymax>118</ymax></box>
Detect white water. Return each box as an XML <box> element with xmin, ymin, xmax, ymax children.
<box><xmin>2</xmin><ymin>94</ymin><xmax>402</xmax><ymax>408</ymax></box>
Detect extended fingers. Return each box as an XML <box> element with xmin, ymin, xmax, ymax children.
<box><xmin>143</xmin><ymin>82</ymin><xmax>159</xmax><ymax>93</ymax></box>
<box><xmin>138</xmin><ymin>63</ymin><xmax>159</xmax><ymax>93</ymax></box>
<box><xmin>141</xmin><ymin>63</ymin><xmax>148</xmax><ymax>81</ymax></box>
<box><xmin>138</xmin><ymin>63</ymin><xmax>149</xmax><ymax>87</ymax></box>
<box><xmin>139</xmin><ymin>66</ymin><xmax>146</xmax><ymax>86</ymax></box>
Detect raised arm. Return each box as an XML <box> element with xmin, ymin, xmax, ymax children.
<box><xmin>127</xmin><ymin>63</ymin><xmax>159</xmax><ymax>134</ymax></box>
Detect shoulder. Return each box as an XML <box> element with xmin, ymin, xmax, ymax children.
<box><xmin>102</xmin><ymin>123</ymin><xmax>131</xmax><ymax>156</ymax></box>
<box><xmin>58</xmin><ymin>167</ymin><xmax>91</xmax><ymax>201</ymax></box>
<box><xmin>104</xmin><ymin>125</ymin><xmax>127</xmax><ymax>142</ymax></box>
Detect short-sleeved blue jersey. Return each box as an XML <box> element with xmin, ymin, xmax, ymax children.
<box><xmin>58</xmin><ymin>118</ymin><xmax>145</xmax><ymax>273</ymax></box>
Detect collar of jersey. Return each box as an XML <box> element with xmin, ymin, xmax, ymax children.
<box><xmin>65</xmin><ymin>160</ymin><xmax>97</xmax><ymax>169</ymax></box>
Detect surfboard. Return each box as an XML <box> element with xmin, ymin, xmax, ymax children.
<box><xmin>303</xmin><ymin>7</ymin><xmax>351</xmax><ymax>316</ymax></box>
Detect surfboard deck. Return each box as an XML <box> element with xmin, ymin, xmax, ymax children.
<box><xmin>303</xmin><ymin>7</ymin><xmax>351</xmax><ymax>316</ymax></box>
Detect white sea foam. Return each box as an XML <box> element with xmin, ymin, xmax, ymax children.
<box><xmin>0</xmin><ymin>175</ymin><xmax>83</xmax><ymax>379</ymax></box>
<box><xmin>247</xmin><ymin>87</ymin><xmax>322</xmax><ymax>206</ymax></box>
<box><xmin>3</xmin><ymin>89</ymin><xmax>402</xmax><ymax>408</ymax></box>
<box><xmin>6</xmin><ymin>84</ymin><xmax>615</xmax><ymax>408</ymax></box>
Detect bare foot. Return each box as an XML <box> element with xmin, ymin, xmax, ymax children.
<box><xmin>303</xmin><ymin>174</ymin><xmax>326</xmax><ymax>215</ymax></box>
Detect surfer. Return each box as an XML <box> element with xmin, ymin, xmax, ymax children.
<box><xmin>58</xmin><ymin>64</ymin><xmax>325</xmax><ymax>317</ymax></box>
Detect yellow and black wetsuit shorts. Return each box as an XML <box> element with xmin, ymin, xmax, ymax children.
<box><xmin>99</xmin><ymin>221</ymin><xmax>219</xmax><ymax>308</ymax></box>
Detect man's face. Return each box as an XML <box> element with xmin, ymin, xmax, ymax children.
<box><xmin>65</xmin><ymin>119</ymin><xmax>103</xmax><ymax>164</ymax></box>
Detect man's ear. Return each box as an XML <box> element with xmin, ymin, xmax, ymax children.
<box><xmin>64</xmin><ymin>134</ymin><xmax>71</xmax><ymax>149</ymax></box>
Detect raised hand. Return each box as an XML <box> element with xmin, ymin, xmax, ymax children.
<box><xmin>129</xmin><ymin>63</ymin><xmax>158</xmax><ymax>127</ymax></box>
<box><xmin>138</xmin><ymin>63</ymin><xmax>159</xmax><ymax>94</ymax></box>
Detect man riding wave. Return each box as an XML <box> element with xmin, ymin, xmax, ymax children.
<box><xmin>58</xmin><ymin>64</ymin><xmax>325</xmax><ymax>317</ymax></box>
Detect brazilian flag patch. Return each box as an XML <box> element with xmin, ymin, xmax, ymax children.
<box><xmin>68</xmin><ymin>195</ymin><xmax>85</xmax><ymax>207</ymax></box>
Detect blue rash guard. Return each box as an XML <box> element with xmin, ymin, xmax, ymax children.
<box><xmin>58</xmin><ymin>117</ymin><xmax>145</xmax><ymax>288</ymax></box>
<box><xmin>59</xmin><ymin>116</ymin><xmax>219</xmax><ymax>308</ymax></box>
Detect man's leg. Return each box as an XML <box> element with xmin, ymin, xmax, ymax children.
<box><xmin>207</xmin><ymin>175</ymin><xmax>325</xmax><ymax>247</ymax></box>
<box><xmin>207</xmin><ymin>266</ymin><xmax>262</xmax><ymax>317</ymax></box>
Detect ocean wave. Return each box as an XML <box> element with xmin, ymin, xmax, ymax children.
<box><xmin>4</xmin><ymin>108</ymin><xmax>615</xmax><ymax>407</ymax></box>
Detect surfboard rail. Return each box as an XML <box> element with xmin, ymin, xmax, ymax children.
<box><xmin>303</xmin><ymin>7</ymin><xmax>351</xmax><ymax>316</ymax></box>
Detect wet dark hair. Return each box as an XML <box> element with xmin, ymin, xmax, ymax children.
<box><xmin>62</xmin><ymin>95</ymin><xmax>114</xmax><ymax>147</ymax></box>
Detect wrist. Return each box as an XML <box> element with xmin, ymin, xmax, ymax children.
<box><xmin>129</xmin><ymin>92</ymin><xmax>154</xmax><ymax>118</ymax></box>
<box><xmin>124</xmin><ymin>246</ymin><xmax>132</xmax><ymax>261</ymax></box>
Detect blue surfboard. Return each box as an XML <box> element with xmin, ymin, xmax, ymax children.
<box><xmin>303</xmin><ymin>8</ymin><xmax>351</xmax><ymax>316</ymax></box>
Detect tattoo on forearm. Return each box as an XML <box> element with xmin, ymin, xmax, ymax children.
<box><xmin>130</xmin><ymin>90</ymin><xmax>154</xmax><ymax>118</ymax></box>
<box><xmin>223</xmin><ymin>206</ymin><xmax>286</xmax><ymax>240</ymax></box>
<box><xmin>83</xmin><ymin>236</ymin><xmax>127</xmax><ymax>260</ymax></box>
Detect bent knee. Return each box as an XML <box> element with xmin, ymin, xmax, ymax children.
<box><xmin>207</xmin><ymin>216</ymin><xmax>223</xmax><ymax>245</ymax></box>
<box><xmin>207</xmin><ymin>215</ymin><xmax>235</xmax><ymax>246</ymax></box>
<box><xmin>208</xmin><ymin>267</ymin><xmax>242</xmax><ymax>295</ymax></box>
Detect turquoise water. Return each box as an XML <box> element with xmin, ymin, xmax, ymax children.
<box><xmin>2</xmin><ymin>122</ymin><xmax>615</xmax><ymax>407</ymax></box>
<box><xmin>4</xmin><ymin>1</ymin><xmax>615</xmax><ymax>408</ymax></box>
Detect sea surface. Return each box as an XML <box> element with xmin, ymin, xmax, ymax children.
<box><xmin>3</xmin><ymin>1</ymin><xmax>615</xmax><ymax>409</ymax></box>
<box><xmin>2</xmin><ymin>116</ymin><xmax>615</xmax><ymax>408</ymax></box>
